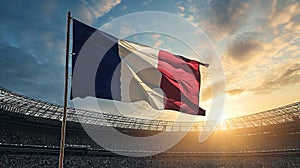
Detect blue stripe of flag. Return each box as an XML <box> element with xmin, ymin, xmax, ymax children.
<box><xmin>71</xmin><ymin>19</ymin><xmax>121</xmax><ymax>100</ymax></box>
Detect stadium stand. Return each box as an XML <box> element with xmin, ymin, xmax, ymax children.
<box><xmin>0</xmin><ymin>86</ymin><xmax>299</xmax><ymax>167</ymax></box>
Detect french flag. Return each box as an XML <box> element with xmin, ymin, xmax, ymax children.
<box><xmin>71</xmin><ymin>19</ymin><xmax>206</xmax><ymax>115</ymax></box>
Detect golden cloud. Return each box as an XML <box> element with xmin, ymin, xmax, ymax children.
<box><xmin>226</xmin><ymin>39</ymin><xmax>262</xmax><ymax>63</ymax></box>
<box><xmin>269</xmin><ymin>2</ymin><xmax>300</xmax><ymax>28</ymax></box>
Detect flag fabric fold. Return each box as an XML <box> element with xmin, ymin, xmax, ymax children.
<box><xmin>71</xmin><ymin>19</ymin><xmax>205</xmax><ymax>115</ymax></box>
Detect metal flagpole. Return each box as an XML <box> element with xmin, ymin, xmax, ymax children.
<box><xmin>59</xmin><ymin>11</ymin><xmax>71</xmax><ymax>168</ymax></box>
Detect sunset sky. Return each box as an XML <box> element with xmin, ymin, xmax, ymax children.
<box><xmin>0</xmin><ymin>0</ymin><xmax>299</xmax><ymax>120</ymax></box>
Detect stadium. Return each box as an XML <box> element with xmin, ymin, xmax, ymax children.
<box><xmin>0</xmin><ymin>86</ymin><xmax>299</xmax><ymax>168</ymax></box>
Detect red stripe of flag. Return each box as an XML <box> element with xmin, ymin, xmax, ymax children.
<box><xmin>157</xmin><ymin>50</ymin><xmax>205</xmax><ymax>115</ymax></box>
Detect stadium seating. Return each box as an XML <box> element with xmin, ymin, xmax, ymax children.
<box><xmin>0</xmin><ymin>87</ymin><xmax>299</xmax><ymax>167</ymax></box>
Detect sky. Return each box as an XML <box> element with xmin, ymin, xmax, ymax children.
<box><xmin>0</xmin><ymin>0</ymin><xmax>300</xmax><ymax>120</ymax></box>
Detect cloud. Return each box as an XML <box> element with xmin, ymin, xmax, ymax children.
<box><xmin>0</xmin><ymin>41</ymin><xmax>64</xmax><ymax>104</ymax></box>
<box><xmin>269</xmin><ymin>0</ymin><xmax>277</xmax><ymax>18</ymax></box>
<box><xmin>250</xmin><ymin>62</ymin><xmax>300</xmax><ymax>94</ymax></box>
<box><xmin>222</xmin><ymin>20</ymin><xmax>300</xmax><ymax>99</ymax></box>
<box><xmin>201</xmin><ymin>86</ymin><xmax>212</xmax><ymax>102</ymax></box>
<box><xmin>0</xmin><ymin>1</ymin><xmax>89</xmax><ymax>104</ymax></box>
<box><xmin>153</xmin><ymin>40</ymin><xmax>163</xmax><ymax>48</ymax></box>
<box><xmin>122</xmin><ymin>5</ymin><xmax>127</xmax><ymax>10</ymax></box>
<box><xmin>227</xmin><ymin>89</ymin><xmax>244</xmax><ymax>96</ymax></box>
<box><xmin>201</xmin><ymin>81</ymin><xmax>225</xmax><ymax>102</ymax></box>
<box><xmin>149</xmin><ymin>33</ymin><xmax>163</xmax><ymax>48</ymax></box>
<box><xmin>226</xmin><ymin>37</ymin><xmax>262</xmax><ymax>63</ymax></box>
<box><xmin>260</xmin><ymin>32</ymin><xmax>297</xmax><ymax>59</ymax></box>
<box><xmin>142</xmin><ymin>0</ymin><xmax>152</xmax><ymax>6</ymax></box>
<box><xmin>84</xmin><ymin>0</ymin><xmax>121</xmax><ymax>18</ymax></box>
<box><xmin>224</xmin><ymin>23</ymin><xmax>298</xmax><ymax>67</ymax></box>
<box><xmin>150</xmin><ymin>33</ymin><xmax>160</xmax><ymax>39</ymax></box>
<box><xmin>208</xmin><ymin>0</ymin><xmax>251</xmax><ymax>36</ymax></box>
<box><xmin>269</xmin><ymin>2</ymin><xmax>300</xmax><ymax>28</ymax></box>
<box><xmin>283</xmin><ymin>21</ymin><xmax>300</xmax><ymax>32</ymax></box>
<box><xmin>175</xmin><ymin>0</ymin><xmax>266</xmax><ymax>43</ymax></box>
<box><xmin>224</xmin><ymin>60</ymin><xmax>300</xmax><ymax>97</ymax></box>
<box><xmin>186</xmin><ymin>15</ymin><xmax>195</xmax><ymax>22</ymax></box>
<box><xmin>178</xmin><ymin>6</ymin><xmax>185</xmax><ymax>12</ymax></box>
<box><xmin>119</xmin><ymin>24</ymin><xmax>135</xmax><ymax>36</ymax></box>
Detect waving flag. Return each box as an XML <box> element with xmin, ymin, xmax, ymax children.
<box><xmin>71</xmin><ymin>19</ymin><xmax>206</xmax><ymax>115</ymax></box>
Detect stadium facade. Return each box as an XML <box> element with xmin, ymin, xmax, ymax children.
<box><xmin>0</xmin><ymin>86</ymin><xmax>299</xmax><ymax>167</ymax></box>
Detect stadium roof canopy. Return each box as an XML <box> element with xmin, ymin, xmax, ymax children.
<box><xmin>0</xmin><ymin>86</ymin><xmax>299</xmax><ymax>131</ymax></box>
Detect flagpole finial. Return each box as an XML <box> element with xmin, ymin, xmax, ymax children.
<box><xmin>200</xmin><ymin>62</ymin><xmax>209</xmax><ymax>68</ymax></box>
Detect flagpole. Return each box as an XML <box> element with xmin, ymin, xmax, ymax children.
<box><xmin>199</xmin><ymin>62</ymin><xmax>209</xmax><ymax>68</ymax></box>
<box><xmin>59</xmin><ymin>11</ymin><xmax>71</xmax><ymax>168</ymax></box>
